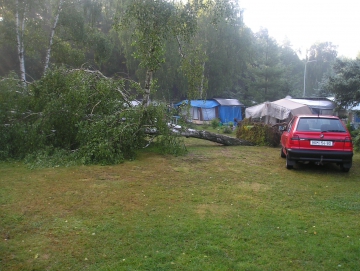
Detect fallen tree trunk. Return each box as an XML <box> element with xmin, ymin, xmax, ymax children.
<box><xmin>170</xmin><ymin>127</ymin><xmax>254</xmax><ymax>146</ymax></box>
<box><xmin>178</xmin><ymin>129</ymin><xmax>253</xmax><ymax>146</ymax></box>
<box><xmin>145</xmin><ymin>125</ymin><xmax>254</xmax><ymax>146</ymax></box>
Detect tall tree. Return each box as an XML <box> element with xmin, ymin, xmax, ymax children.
<box><xmin>248</xmin><ymin>28</ymin><xmax>285</xmax><ymax>102</ymax></box>
<box><xmin>0</xmin><ymin>0</ymin><xmax>64</xmax><ymax>82</ymax></box>
<box><xmin>278</xmin><ymin>39</ymin><xmax>304</xmax><ymax>97</ymax></box>
<box><xmin>305</xmin><ymin>42</ymin><xmax>338</xmax><ymax>97</ymax></box>
<box><xmin>116</xmin><ymin>0</ymin><xmax>246</xmax><ymax>104</ymax></box>
<box><xmin>115</xmin><ymin>0</ymin><xmax>200</xmax><ymax>106</ymax></box>
<box><xmin>15</xmin><ymin>0</ymin><xmax>29</xmax><ymax>84</ymax></box>
<box><xmin>199</xmin><ymin>1</ymin><xmax>249</xmax><ymax>99</ymax></box>
<box><xmin>43</xmin><ymin>0</ymin><xmax>63</xmax><ymax>73</ymax></box>
<box><xmin>323</xmin><ymin>58</ymin><xmax>360</xmax><ymax>108</ymax></box>
<box><xmin>0</xmin><ymin>0</ymin><xmax>120</xmax><ymax>81</ymax></box>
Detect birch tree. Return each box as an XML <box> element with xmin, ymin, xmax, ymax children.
<box><xmin>44</xmin><ymin>0</ymin><xmax>63</xmax><ymax>73</ymax></box>
<box><xmin>115</xmin><ymin>0</ymin><xmax>198</xmax><ymax>106</ymax></box>
<box><xmin>116</xmin><ymin>0</ymin><xmax>245</xmax><ymax>104</ymax></box>
<box><xmin>15</xmin><ymin>0</ymin><xmax>26</xmax><ymax>84</ymax></box>
<box><xmin>1</xmin><ymin>0</ymin><xmax>116</xmax><ymax>81</ymax></box>
<box><xmin>3</xmin><ymin>0</ymin><xmax>53</xmax><ymax>84</ymax></box>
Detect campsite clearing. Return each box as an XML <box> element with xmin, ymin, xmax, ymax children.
<box><xmin>1</xmin><ymin>139</ymin><xmax>359</xmax><ymax>270</ymax></box>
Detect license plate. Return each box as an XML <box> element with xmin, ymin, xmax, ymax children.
<box><xmin>310</xmin><ymin>140</ymin><xmax>333</xmax><ymax>146</ymax></box>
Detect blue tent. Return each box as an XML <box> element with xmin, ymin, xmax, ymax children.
<box><xmin>213</xmin><ymin>98</ymin><xmax>243</xmax><ymax>125</ymax></box>
<box><xmin>174</xmin><ymin>98</ymin><xmax>243</xmax><ymax>124</ymax></box>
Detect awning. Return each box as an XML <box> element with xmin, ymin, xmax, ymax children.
<box><xmin>245</xmin><ymin>99</ymin><xmax>313</xmax><ymax>120</ymax></box>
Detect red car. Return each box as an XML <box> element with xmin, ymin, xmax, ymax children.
<box><xmin>280</xmin><ymin>115</ymin><xmax>353</xmax><ymax>172</ymax></box>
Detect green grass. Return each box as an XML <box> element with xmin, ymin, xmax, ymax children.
<box><xmin>1</xmin><ymin>139</ymin><xmax>360</xmax><ymax>270</ymax></box>
<box><xmin>194</xmin><ymin>123</ymin><xmax>236</xmax><ymax>136</ymax></box>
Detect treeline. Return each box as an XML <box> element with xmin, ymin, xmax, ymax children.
<box><xmin>0</xmin><ymin>0</ymin><xmax>339</xmax><ymax>105</ymax></box>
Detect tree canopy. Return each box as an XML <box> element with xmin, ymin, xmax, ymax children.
<box><xmin>323</xmin><ymin>58</ymin><xmax>360</xmax><ymax>108</ymax></box>
<box><xmin>0</xmin><ymin>0</ymin><xmax>323</xmax><ymax>105</ymax></box>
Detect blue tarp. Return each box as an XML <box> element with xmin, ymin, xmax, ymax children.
<box><xmin>174</xmin><ymin>100</ymin><xmax>219</xmax><ymax>109</ymax></box>
<box><xmin>219</xmin><ymin>105</ymin><xmax>242</xmax><ymax>124</ymax></box>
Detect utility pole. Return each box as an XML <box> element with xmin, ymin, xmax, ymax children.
<box><xmin>303</xmin><ymin>60</ymin><xmax>317</xmax><ymax>97</ymax></box>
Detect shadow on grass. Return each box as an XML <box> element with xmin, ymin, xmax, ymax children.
<box><xmin>288</xmin><ymin>161</ymin><xmax>351</xmax><ymax>173</ymax></box>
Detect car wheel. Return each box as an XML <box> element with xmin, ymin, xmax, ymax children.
<box><xmin>340</xmin><ymin>164</ymin><xmax>350</xmax><ymax>172</ymax></box>
<box><xmin>280</xmin><ymin>147</ymin><xmax>286</xmax><ymax>158</ymax></box>
<box><xmin>286</xmin><ymin>155</ymin><xmax>293</xmax><ymax>169</ymax></box>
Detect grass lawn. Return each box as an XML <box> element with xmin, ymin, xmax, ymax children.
<box><xmin>1</xmin><ymin>138</ymin><xmax>360</xmax><ymax>270</ymax></box>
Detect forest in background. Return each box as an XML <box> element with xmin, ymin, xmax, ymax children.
<box><xmin>0</xmin><ymin>0</ymin><xmax>342</xmax><ymax>106</ymax></box>
<box><xmin>2</xmin><ymin>0</ymin><xmax>360</xmax><ymax>165</ymax></box>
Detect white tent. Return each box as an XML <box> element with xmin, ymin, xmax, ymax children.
<box><xmin>290</xmin><ymin>97</ymin><xmax>335</xmax><ymax>115</ymax></box>
<box><xmin>245</xmin><ymin>98</ymin><xmax>313</xmax><ymax>124</ymax></box>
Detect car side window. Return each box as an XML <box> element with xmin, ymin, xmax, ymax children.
<box><xmin>287</xmin><ymin>119</ymin><xmax>294</xmax><ymax>132</ymax></box>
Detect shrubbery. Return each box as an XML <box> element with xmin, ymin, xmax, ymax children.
<box><xmin>222</xmin><ymin>126</ymin><xmax>233</xmax><ymax>134</ymax></box>
<box><xmin>351</xmin><ymin>129</ymin><xmax>360</xmax><ymax>152</ymax></box>
<box><xmin>236</xmin><ymin>118</ymin><xmax>281</xmax><ymax>147</ymax></box>
<box><xmin>0</xmin><ymin>67</ymin><xmax>186</xmax><ymax>166</ymax></box>
<box><xmin>211</xmin><ymin>118</ymin><xmax>220</xmax><ymax>129</ymax></box>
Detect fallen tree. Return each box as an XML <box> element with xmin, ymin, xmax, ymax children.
<box><xmin>1</xmin><ymin>67</ymin><xmax>252</xmax><ymax>167</ymax></box>
<box><xmin>171</xmin><ymin>127</ymin><xmax>253</xmax><ymax>146</ymax></box>
<box><xmin>145</xmin><ymin>125</ymin><xmax>254</xmax><ymax>146</ymax></box>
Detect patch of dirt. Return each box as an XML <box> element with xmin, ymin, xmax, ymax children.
<box><xmin>196</xmin><ymin>204</ymin><xmax>231</xmax><ymax>219</ymax></box>
<box><xmin>237</xmin><ymin>181</ymin><xmax>270</xmax><ymax>192</ymax></box>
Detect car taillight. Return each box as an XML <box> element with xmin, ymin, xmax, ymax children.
<box><xmin>289</xmin><ymin>135</ymin><xmax>300</xmax><ymax>146</ymax></box>
<box><xmin>344</xmin><ymin>137</ymin><xmax>353</xmax><ymax>148</ymax></box>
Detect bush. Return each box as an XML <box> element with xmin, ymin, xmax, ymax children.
<box><xmin>0</xmin><ymin>67</ymin><xmax>187</xmax><ymax>166</ymax></box>
<box><xmin>223</xmin><ymin>126</ymin><xmax>232</xmax><ymax>134</ymax></box>
<box><xmin>202</xmin><ymin>122</ymin><xmax>209</xmax><ymax>129</ymax></box>
<box><xmin>236</xmin><ymin>118</ymin><xmax>281</xmax><ymax>147</ymax></box>
<box><xmin>211</xmin><ymin>118</ymin><xmax>220</xmax><ymax>129</ymax></box>
<box><xmin>352</xmin><ymin>129</ymin><xmax>360</xmax><ymax>151</ymax></box>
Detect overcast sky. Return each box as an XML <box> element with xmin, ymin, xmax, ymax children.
<box><xmin>240</xmin><ymin>0</ymin><xmax>360</xmax><ymax>59</ymax></box>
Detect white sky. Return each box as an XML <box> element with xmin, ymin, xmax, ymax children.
<box><xmin>240</xmin><ymin>0</ymin><xmax>360</xmax><ymax>59</ymax></box>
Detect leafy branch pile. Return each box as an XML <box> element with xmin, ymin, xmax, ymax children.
<box><xmin>0</xmin><ymin>67</ymin><xmax>185</xmax><ymax>166</ymax></box>
<box><xmin>236</xmin><ymin>118</ymin><xmax>281</xmax><ymax>147</ymax></box>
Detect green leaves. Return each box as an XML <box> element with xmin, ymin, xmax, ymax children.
<box><xmin>324</xmin><ymin>59</ymin><xmax>360</xmax><ymax>108</ymax></box>
<box><xmin>236</xmin><ymin>118</ymin><xmax>281</xmax><ymax>147</ymax></box>
<box><xmin>118</xmin><ymin>0</ymin><xmax>185</xmax><ymax>71</ymax></box>
<box><xmin>0</xmin><ymin>67</ymin><xmax>186</xmax><ymax>166</ymax></box>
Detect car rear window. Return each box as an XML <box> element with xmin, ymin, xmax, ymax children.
<box><xmin>297</xmin><ymin>118</ymin><xmax>346</xmax><ymax>132</ymax></box>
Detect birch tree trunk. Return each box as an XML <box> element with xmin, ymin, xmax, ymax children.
<box><xmin>199</xmin><ymin>61</ymin><xmax>205</xmax><ymax>97</ymax></box>
<box><xmin>146</xmin><ymin>127</ymin><xmax>253</xmax><ymax>146</ymax></box>
<box><xmin>142</xmin><ymin>69</ymin><xmax>153</xmax><ymax>107</ymax></box>
<box><xmin>175</xmin><ymin>128</ymin><xmax>253</xmax><ymax>146</ymax></box>
<box><xmin>15</xmin><ymin>0</ymin><xmax>26</xmax><ymax>85</ymax></box>
<box><xmin>44</xmin><ymin>0</ymin><xmax>63</xmax><ymax>74</ymax></box>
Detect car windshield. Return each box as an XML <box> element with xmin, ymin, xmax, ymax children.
<box><xmin>297</xmin><ymin>118</ymin><xmax>346</xmax><ymax>132</ymax></box>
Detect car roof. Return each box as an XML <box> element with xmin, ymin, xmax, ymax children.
<box><xmin>296</xmin><ymin>115</ymin><xmax>340</xmax><ymax>119</ymax></box>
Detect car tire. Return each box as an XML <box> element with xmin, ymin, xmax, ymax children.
<box><xmin>280</xmin><ymin>147</ymin><xmax>286</xmax><ymax>158</ymax></box>
<box><xmin>340</xmin><ymin>164</ymin><xmax>350</xmax><ymax>172</ymax></box>
<box><xmin>286</xmin><ymin>155</ymin><xmax>293</xmax><ymax>169</ymax></box>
